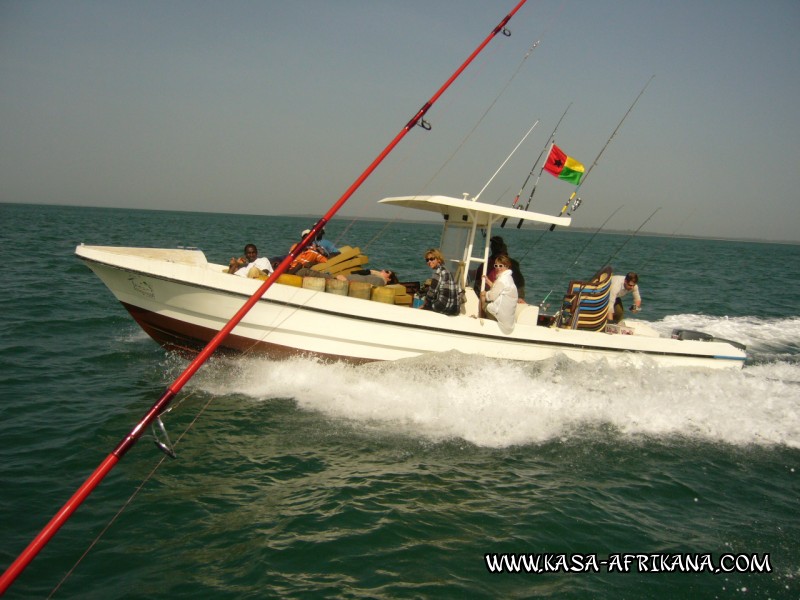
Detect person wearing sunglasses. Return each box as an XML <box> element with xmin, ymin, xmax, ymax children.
<box><xmin>607</xmin><ymin>271</ymin><xmax>642</xmax><ymax>323</ymax></box>
<box><xmin>480</xmin><ymin>254</ymin><xmax>518</xmax><ymax>332</ymax></box>
<box><xmin>420</xmin><ymin>249</ymin><xmax>461</xmax><ymax>315</ymax></box>
<box><xmin>472</xmin><ymin>236</ymin><xmax>526</xmax><ymax>302</ymax></box>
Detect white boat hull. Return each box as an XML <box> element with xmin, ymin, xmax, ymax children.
<box><xmin>75</xmin><ymin>245</ymin><xmax>746</xmax><ymax>369</ymax></box>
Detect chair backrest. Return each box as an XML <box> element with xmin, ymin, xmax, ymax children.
<box><xmin>562</xmin><ymin>267</ymin><xmax>613</xmax><ymax>331</ymax></box>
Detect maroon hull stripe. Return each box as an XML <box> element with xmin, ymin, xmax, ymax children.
<box><xmin>121</xmin><ymin>302</ymin><xmax>373</xmax><ymax>364</ymax></box>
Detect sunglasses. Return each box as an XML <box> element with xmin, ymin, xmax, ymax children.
<box><xmin>425</xmin><ymin>258</ymin><xmax>437</xmax><ymax>263</ymax></box>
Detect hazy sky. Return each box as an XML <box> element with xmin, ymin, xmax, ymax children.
<box><xmin>2</xmin><ymin>0</ymin><xmax>798</xmax><ymax>242</ymax></box>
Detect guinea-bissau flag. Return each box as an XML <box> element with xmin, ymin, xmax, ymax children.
<box><xmin>543</xmin><ymin>144</ymin><xmax>585</xmax><ymax>185</ymax></box>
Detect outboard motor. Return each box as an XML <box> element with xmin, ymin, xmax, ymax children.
<box><xmin>672</xmin><ymin>329</ymin><xmax>746</xmax><ymax>351</ymax></box>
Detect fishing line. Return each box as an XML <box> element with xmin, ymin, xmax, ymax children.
<box><xmin>538</xmin><ymin>208</ymin><xmax>657</xmax><ymax>319</ymax></box>
<box><xmin>333</xmin><ymin>218</ymin><xmax>358</xmax><ymax>247</ymax></box>
<box><xmin>599</xmin><ymin>206</ymin><xmax>661</xmax><ymax>270</ymax></box>
<box><xmin>48</xmin><ymin>388</ymin><xmax>215</xmax><ymax>598</ymax></box>
<box><xmin>534</xmin><ymin>204</ymin><xmax>625</xmax><ymax>310</ymax></box>
<box><xmin>302</xmin><ymin>12</ymin><xmax>520</xmax><ymax>255</ymax></box>
<box><xmin>362</xmin><ymin>32</ymin><xmax>547</xmax><ymax>250</ymax></box>
<box><xmin>335</xmin><ymin>34</ymin><xmax>540</xmax><ymax>251</ymax></box>
<box><xmin>354</xmin><ymin>3</ymin><xmax>569</xmax><ymax>249</ymax></box>
<box><xmin>433</xmin><ymin>0</ymin><xmax>568</xmax><ymax>195</ymax></box>
<box><xmin>364</xmin><ymin>219</ymin><xmax>396</xmax><ymax>252</ymax></box>
<box><xmin>420</xmin><ymin>0</ymin><xmax>571</xmax><ymax>196</ymax></box>
<box><xmin>569</xmin><ymin>205</ymin><xmax>626</xmax><ymax>267</ymax></box>
<box><xmin>423</xmin><ymin>38</ymin><xmax>542</xmax><ymax>191</ymax></box>
<box><xmin>516</xmin><ymin>184</ymin><xmax>595</xmax><ymax>266</ymax></box>
<box><xmin>636</xmin><ymin>208</ymin><xmax>696</xmax><ymax>273</ymax></box>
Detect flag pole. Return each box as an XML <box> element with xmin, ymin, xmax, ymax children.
<box><xmin>0</xmin><ymin>0</ymin><xmax>530</xmax><ymax>593</ymax></box>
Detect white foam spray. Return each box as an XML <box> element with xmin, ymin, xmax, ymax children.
<box><xmin>187</xmin><ymin>315</ymin><xmax>800</xmax><ymax>449</ymax></box>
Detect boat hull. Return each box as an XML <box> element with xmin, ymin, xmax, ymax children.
<box><xmin>75</xmin><ymin>245</ymin><xmax>747</xmax><ymax>369</ymax></box>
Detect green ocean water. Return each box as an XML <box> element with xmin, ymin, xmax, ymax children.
<box><xmin>1</xmin><ymin>202</ymin><xmax>798</xmax><ymax>599</ymax></box>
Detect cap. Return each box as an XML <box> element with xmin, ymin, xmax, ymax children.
<box><xmin>301</xmin><ymin>229</ymin><xmax>311</xmax><ymax>237</ymax></box>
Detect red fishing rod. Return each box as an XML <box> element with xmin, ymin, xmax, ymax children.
<box><xmin>0</xmin><ymin>0</ymin><xmax>529</xmax><ymax>593</ymax></box>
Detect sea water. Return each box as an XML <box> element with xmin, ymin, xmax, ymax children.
<box><xmin>0</xmin><ymin>203</ymin><xmax>798</xmax><ymax>599</ymax></box>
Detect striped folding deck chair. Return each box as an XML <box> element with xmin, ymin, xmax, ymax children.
<box><xmin>561</xmin><ymin>267</ymin><xmax>613</xmax><ymax>331</ymax></box>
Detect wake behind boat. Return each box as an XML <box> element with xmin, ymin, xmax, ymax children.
<box><xmin>75</xmin><ymin>194</ymin><xmax>746</xmax><ymax>369</ymax></box>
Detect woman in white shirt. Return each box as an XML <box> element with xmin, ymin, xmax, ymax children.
<box><xmin>480</xmin><ymin>254</ymin><xmax>518</xmax><ymax>333</ymax></box>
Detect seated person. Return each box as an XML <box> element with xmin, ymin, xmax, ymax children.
<box><xmin>480</xmin><ymin>254</ymin><xmax>518</xmax><ymax>332</ymax></box>
<box><xmin>296</xmin><ymin>268</ymin><xmax>398</xmax><ymax>287</ymax></box>
<box><xmin>313</xmin><ymin>227</ymin><xmax>340</xmax><ymax>257</ymax></box>
<box><xmin>227</xmin><ymin>244</ymin><xmax>273</xmax><ymax>278</ymax></box>
<box><xmin>287</xmin><ymin>232</ymin><xmax>328</xmax><ymax>273</ymax></box>
<box><xmin>337</xmin><ymin>269</ymin><xmax>397</xmax><ymax>286</ymax></box>
<box><xmin>473</xmin><ymin>235</ymin><xmax>525</xmax><ymax>302</ymax></box>
<box><xmin>421</xmin><ymin>249</ymin><xmax>461</xmax><ymax>315</ymax></box>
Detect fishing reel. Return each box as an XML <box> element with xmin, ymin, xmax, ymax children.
<box><xmin>568</xmin><ymin>197</ymin><xmax>582</xmax><ymax>214</ymax></box>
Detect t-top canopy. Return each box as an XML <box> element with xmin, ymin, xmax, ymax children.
<box><xmin>378</xmin><ymin>195</ymin><xmax>572</xmax><ymax>228</ymax></box>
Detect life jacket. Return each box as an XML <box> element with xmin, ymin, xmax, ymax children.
<box><xmin>288</xmin><ymin>247</ymin><xmax>327</xmax><ymax>273</ymax></box>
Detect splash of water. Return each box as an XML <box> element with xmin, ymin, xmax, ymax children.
<box><xmin>185</xmin><ymin>315</ymin><xmax>800</xmax><ymax>449</ymax></box>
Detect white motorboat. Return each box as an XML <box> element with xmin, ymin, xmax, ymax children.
<box><xmin>75</xmin><ymin>194</ymin><xmax>746</xmax><ymax>369</ymax></box>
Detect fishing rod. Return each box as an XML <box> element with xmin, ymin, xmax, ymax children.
<box><xmin>0</xmin><ymin>1</ymin><xmax>531</xmax><ymax>592</ymax></box>
<box><xmin>548</xmin><ymin>75</ymin><xmax>655</xmax><ymax>232</ymax></box>
<box><xmin>546</xmin><ymin>206</ymin><xmax>659</xmax><ymax>324</ymax></box>
<box><xmin>636</xmin><ymin>208</ymin><xmax>696</xmax><ymax>273</ymax></box>
<box><xmin>473</xmin><ymin>118</ymin><xmax>539</xmax><ymax>202</ymax></box>
<box><xmin>499</xmin><ymin>102</ymin><xmax>571</xmax><ymax>228</ymax></box>
<box><xmin>570</xmin><ymin>205</ymin><xmax>626</xmax><ymax>267</ymax></box>
<box><xmin>599</xmin><ymin>206</ymin><xmax>662</xmax><ymax>272</ymax></box>
<box><xmin>536</xmin><ymin>204</ymin><xmax>624</xmax><ymax>310</ymax></box>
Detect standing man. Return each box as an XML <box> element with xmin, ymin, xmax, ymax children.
<box><xmin>608</xmin><ymin>272</ymin><xmax>641</xmax><ymax>323</ymax></box>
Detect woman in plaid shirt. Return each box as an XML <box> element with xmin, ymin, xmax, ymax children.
<box><xmin>421</xmin><ymin>249</ymin><xmax>461</xmax><ymax>316</ymax></box>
